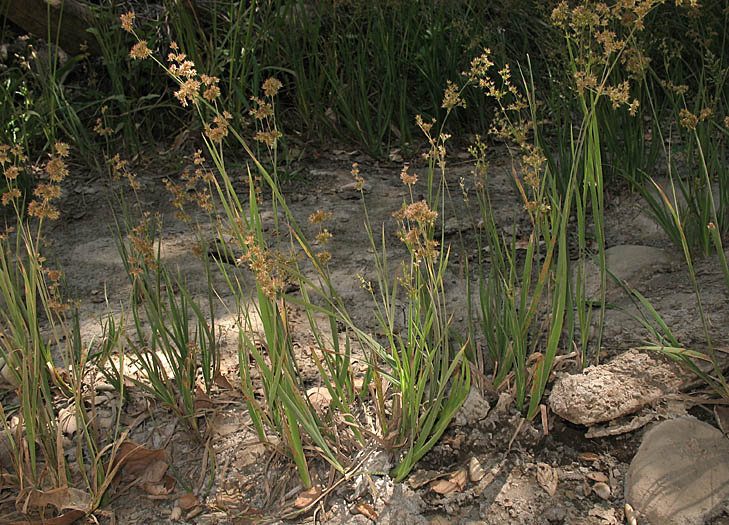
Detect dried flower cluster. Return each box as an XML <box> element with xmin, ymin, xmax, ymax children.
<box><xmin>6</xmin><ymin>142</ymin><xmax>71</xmax><ymax>221</ymax></box>
<box><xmin>164</xmin><ymin>150</ymin><xmax>215</xmax><ymax>221</ymax></box>
<box><xmin>205</xmin><ymin>112</ymin><xmax>231</xmax><ymax>143</ymax></box>
<box><xmin>127</xmin><ymin>213</ymin><xmax>159</xmax><ymax>279</ymax></box>
<box><xmin>308</xmin><ymin>209</ymin><xmax>333</xmax><ymax>265</ymax></box>
<box><xmin>393</xmin><ymin>199</ymin><xmax>439</xmax><ymax>263</ymax></box>
<box><xmin>416</xmin><ymin>115</ymin><xmax>450</xmax><ymax>172</ymax></box>
<box><xmin>46</xmin><ymin>267</ymin><xmax>70</xmax><ymax>315</ymax></box>
<box><xmin>400</xmin><ymin>165</ymin><xmax>418</xmax><ymax>186</ymax></box>
<box><xmin>236</xmin><ymin>233</ymin><xmax>285</xmax><ymax>299</ymax></box>
<box><xmin>351</xmin><ymin>163</ymin><xmax>365</xmax><ymax>191</ymax></box>
<box><xmin>107</xmin><ymin>153</ymin><xmax>140</xmax><ymax>191</ymax></box>
<box><xmin>0</xmin><ymin>143</ymin><xmax>26</xmax><ymax>206</ymax></box>
<box><xmin>250</xmin><ymin>78</ymin><xmax>284</xmax><ymax>149</ymax></box>
<box><xmin>94</xmin><ymin>105</ymin><xmax>114</xmax><ymax>137</ymax></box>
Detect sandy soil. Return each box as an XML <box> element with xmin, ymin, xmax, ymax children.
<box><xmin>4</xmin><ymin>144</ymin><xmax>729</xmax><ymax>524</ymax></box>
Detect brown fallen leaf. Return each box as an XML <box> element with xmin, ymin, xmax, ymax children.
<box><xmin>179</xmin><ymin>492</ymin><xmax>198</xmax><ymax>510</ymax></box>
<box><xmin>6</xmin><ymin>510</ymin><xmax>85</xmax><ymax>525</ymax></box>
<box><xmin>578</xmin><ymin>452</ymin><xmax>599</xmax><ymax>463</ymax></box>
<box><xmin>408</xmin><ymin>470</ymin><xmax>444</xmax><ymax>489</ymax></box>
<box><xmin>194</xmin><ymin>386</ymin><xmax>215</xmax><ymax>410</ymax></box>
<box><xmin>468</xmin><ymin>457</ymin><xmax>485</xmax><ymax>483</ymax></box>
<box><xmin>715</xmin><ymin>405</ymin><xmax>729</xmax><ymax>435</ymax></box>
<box><xmin>141</xmin><ymin>482</ymin><xmax>172</xmax><ymax>496</ymax></box>
<box><xmin>353</xmin><ymin>502</ymin><xmax>377</xmax><ymax>521</ymax></box>
<box><xmin>143</xmin><ymin>459</ymin><xmax>169</xmax><ymax>484</ymax></box>
<box><xmin>592</xmin><ymin>482</ymin><xmax>611</xmax><ymax>500</ymax></box>
<box><xmin>307</xmin><ymin>386</ymin><xmax>332</xmax><ymax>413</ymax></box>
<box><xmin>115</xmin><ymin>441</ymin><xmax>167</xmax><ymax>477</ymax></box>
<box><xmin>112</xmin><ymin>440</ymin><xmax>170</xmax><ymax>491</ymax></box>
<box><xmin>430</xmin><ymin>468</ymin><xmax>468</xmax><ymax>495</ymax></box>
<box><xmin>536</xmin><ymin>463</ymin><xmax>558</xmax><ymax>497</ymax></box>
<box><xmin>294</xmin><ymin>485</ymin><xmax>322</xmax><ymax>509</ymax></box>
<box><xmin>213</xmin><ymin>372</ymin><xmax>242</xmax><ymax>397</ymax></box>
<box><xmin>142</xmin><ymin>474</ymin><xmax>176</xmax><ymax>497</ymax></box>
<box><xmin>24</xmin><ymin>487</ymin><xmax>92</xmax><ymax>514</ymax></box>
<box><xmin>449</xmin><ymin>468</ymin><xmax>468</xmax><ymax>491</ymax></box>
<box><xmin>585</xmin><ymin>471</ymin><xmax>609</xmax><ymax>483</ymax></box>
<box><xmin>430</xmin><ymin>478</ymin><xmax>458</xmax><ymax>495</ymax></box>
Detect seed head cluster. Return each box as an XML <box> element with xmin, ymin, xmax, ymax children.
<box><xmin>236</xmin><ymin>233</ymin><xmax>286</xmax><ymax>299</ymax></box>
<box><xmin>1</xmin><ymin>142</ymin><xmax>70</xmax><ymax>221</ymax></box>
<box><xmin>308</xmin><ymin>209</ymin><xmax>333</xmax><ymax>266</ymax></box>
<box><xmin>393</xmin><ymin>199</ymin><xmax>439</xmax><ymax>263</ymax></box>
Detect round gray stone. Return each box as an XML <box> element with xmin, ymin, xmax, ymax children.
<box><xmin>625</xmin><ymin>416</ymin><xmax>729</xmax><ymax>525</ymax></box>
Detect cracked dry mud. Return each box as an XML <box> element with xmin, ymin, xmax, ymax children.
<box><xmin>7</xmin><ymin>147</ymin><xmax>729</xmax><ymax>524</ymax></box>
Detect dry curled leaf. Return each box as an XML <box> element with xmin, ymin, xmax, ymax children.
<box><xmin>536</xmin><ymin>463</ymin><xmax>558</xmax><ymax>497</ymax></box>
<box><xmin>450</xmin><ymin>468</ymin><xmax>468</xmax><ymax>491</ymax></box>
<box><xmin>194</xmin><ymin>386</ymin><xmax>214</xmax><ymax>410</ymax></box>
<box><xmin>592</xmin><ymin>482</ymin><xmax>611</xmax><ymax>500</ymax></box>
<box><xmin>294</xmin><ymin>485</ymin><xmax>321</xmax><ymax>508</ymax></box>
<box><xmin>430</xmin><ymin>468</ymin><xmax>468</xmax><ymax>495</ymax></box>
<box><xmin>715</xmin><ymin>405</ymin><xmax>729</xmax><ymax>435</ymax></box>
<box><xmin>468</xmin><ymin>457</ymin><xmax>485</xmax><ymax>483</ymax></box>
<box><xmin>586</xmin><ymin>471</ymin><xmax>609</xmax><ymax>483</ymax></box>
<box><xmin>353</xmin><ymin>501</ymin><xmax>377</xmax><ymax>521</ymax></box>
<box><xmin>307</xmin><ymin>386</ymin><xmax>332</xmax><ymax>413</ymax></box>
<box><xmin>179</xmin><ymin>492</ymin><xmax>198</xmax><ymax>510</ymax></box>
<box><xmin>113</xmin><ymin>440</ymin><xmax>169</xmax><ymax>489</ymax></box>
<box><xmin>578</xmin><ymin>452</ymin><xmax>599</xmax><ymax>463</ymax></box>
<box><xmin>430</xmin><ymin>478</ymin><xmax>458</xmax><ymax>495</ymax></box>
<box><xmin>170</xmin><ymin>506</ymin><xmax>182</xmax><ymax>521</ymax></box>
<box><xmin>142</xmin><ymin>474</ymin><xmax>175</xmax><ymax>497</ymax></box>
<box><xmin>408</xmin><ymin>470</ymin><xmax>443</xmax><ymax>489</ymax></box>
<box><xmin>24</xmin><ymin>487</ymin><xmax>92</xmax><ymax>513</ymax></box>
<box><xmin>213</xmin><ymin>372</ymin><xmax>241</xmax><ymax>397</ymax></box>
<box><xmin>10</xmin><ymin>510</ymin><xmax>85</xmax><ymax>525</ymax></box>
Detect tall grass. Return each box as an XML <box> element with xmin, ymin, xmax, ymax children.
<box><xmin>0</xmin><ymin>2</ymin><xmax>727</xmax><ymax>520</ymax></box>
<box><xmin>0</xmin><ymin>143</ymin><xmax>130</xmax><ymax>520</ymax></box>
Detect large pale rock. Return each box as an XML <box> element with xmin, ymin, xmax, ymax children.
<box><xmin>549</xmin><ymin>349</ymin><xmax>690</xmax><ymax>426</ymax></box>
<box><xmin>626</xmin><ymin>417</ymin><xmax>729</xmax><ymax>525</ymax></box>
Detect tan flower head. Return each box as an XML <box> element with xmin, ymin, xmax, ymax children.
<box><xmin>401</xmin><ymin>200</ymin><xmax>437</xmax><ymax>227</ymax></box>
<box><xmin>679</xmin><ymin>108</ymin><xmax>698</xmax><ymax>130</ymax></box>
<box><xmin>253</xmin><ymin>130</ymin><xmax>282</xmax><ymax>148</ymax></box>
<box><xmin>28</xmin><ymin>200</ymin><xmax>59</xmax><ymax>220</ymax></box>
<box><xmin>204</xmin><ymin>113</ymin><xmax>230</xmax><ymax>143</ymax></box>
<box><xmin>400</xmin><ymin>165</ymin><xmax>418</xmax><ymax>185</ymax></box>
<box><xmin>45</xmin><ymin>156</ymin><xmax>68</xmax><ymax>182</ymax></box>
<box><xmin>174</xmin><ymin>78</ymin><xmax>201</xmax><ymax>107</ymax></box>
<box><xmin>1</xmin><ymin>188</ymin><xmax>21</xmax><ymax>206</ymax></box>
<box><xmin>442</xmin><ymin>80</ymin><xmax>465</xmax><ymax>111</ymax></box>
<box><xmin>262</xmin><ymin>77</ymin><xmax>283</xmax><ymax>97</ymax></box>
<box><xmin>316</xmin><ymin>230</ymin><xmax>332</xmax><ymax>244</ymax></box>
<box><xmin>316</xmin><ymin>251</ymin><xmax>332</xmax><ymax>265</ymax></box>
<box><xmin>203</xmin><ymin>85</ymin><xmax>220</xmax><ymax>102</ymax></box>
<box><xmin>120</xmin><ymin>12</ymin><xmax>135</xmax><ymax>33</ymax></box>
<box><xmin>54</xmin><ymin>142</ymin><xmax>70</xmax><ymax>157</ymax></box>
<box><xmin>130</xmin><ymin>41</ymin><xmax>152</xmax><ymax>60</ymax></box>
<box><xmin>308</xmin><ymin>209</ymin><xmax>332</xmax><ymax>225</ymax></box>
<box><xmin>4</xmin><ymin>166</ymin><xmax>20</xmax><ymax>180</ymax></box>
